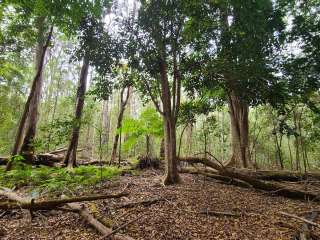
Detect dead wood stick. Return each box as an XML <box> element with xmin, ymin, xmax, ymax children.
<box><xmin>99</xmin><ymin>215</ymin><xmax>142</xmax><ymax>240</ymax></box>
<box><xmin>63</xmin><ymin>202</ymin><xmax>134</xmax><ymax>240</ymax></box>
<box><xmin>296</xmin><ymin>211</ymin><xmax>319</xmax><ymax>240</ymax></box>
<box><xmin>118</xmin><ymin>197</ymin><xmax>169</xmax><ymax>209</ymax></box>
<box><xmin>0</xmin><ymin>188</ymin><xmax>128</xmax><ymax>210</ymax></box>
<box><xmin>280</xmin><ymin>211</ymin><xmax>320</xmax><ymax>229</ymax></box>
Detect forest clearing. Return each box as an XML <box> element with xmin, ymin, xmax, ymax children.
<box><xmin>0</xmin><ymin>0</ymin><xmax>320</xmax><ymax>239</ymax></box>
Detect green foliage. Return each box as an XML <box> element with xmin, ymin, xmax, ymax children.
<box><xmin>38</xmin><ymin>118</ymin><xmax>73</xmax><ymax>151</ymax></box>
<box><xmin>0</xmin><ymin>165</ymin><xmax>123</xmax><ymax>193</ymax></box>
<box><xmin>178</xmin><ymin>99</ymin><xmax>215</xmax><ymax>126</ymax></box>
<box><xmin>2</xmin><ymin>0</ymin><xmax>110</xmax><ymax>37</ymax></box>
<box><xmin>183</xmin><ymin>0</ymin><xmax>285</xmax><ymax>107</ymax></box>
<box><xmin>121</xmin><ymin>107</ymin><xmax>163</xmax><ymax>151</ymax></box>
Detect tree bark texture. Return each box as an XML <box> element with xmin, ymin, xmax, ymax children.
<box><xmin>7</xmin><ymin>25</ymin><xmax>53</xmax><ymax>171</ymax></box>
<box><xmin>0</xmin><ymin>189</ymin><xmax>128</xmax><ymax>210</ymax></box>
<box><xmin>64</xmin><ymin>57</ymin><xmax>89</xmax><ymax>168</ymax></box>
<box><xmin>20</xmin><ymin>17</ymin><xmax>47</xmax><ymax>159</ymax></box>
<box><xmin>160</xmin><ymin>61</ymin><xmax>180</xmax><ymax>185</ymax></box>
<box><xmin>227</xmin><ymin>92</ymin><xmax>250</xmax><ymax>168</ymax></box>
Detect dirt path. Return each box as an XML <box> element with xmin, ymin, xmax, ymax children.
<box><xmin>0</xmin><ymin>170</ymin><xmax>319</xmax><ymax>240</ymax></box>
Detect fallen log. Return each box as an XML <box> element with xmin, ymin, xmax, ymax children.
<box><xmin>180</xmin><ymin>167</ymin><xmax>252</xmax><ymax>189</ymax></box>
<box><xmin>0</xmin><ymin>154</ymin><xmax>63</xmax><ymax>167</ymax></box>
<box><xmin>233</xmin><ymin>169</ymin><xmax>320</xmax><ymax>182</ymax></box>
<box><xmin>79</xmin><ymin>160</ymin><xmax>109</xmax><ymax>166</ymax></box>
<box><xmin>48</xmin><ymin>148</ymin><xmax>83</xmax><ymax>155</ymax></box>
<box><xmin>179</xmin><ymin>157</ymin><xmax>320</xmax><ymax>201</ymax></box>
<box><xmin>0</xmin><ymin>157</ymin><xmax>8</xmax><ymax>165</ymax></box>
<box><xmin>179</xmin><ymin>156</ymin><xmax>320</xmax><ymax>182</ymax></box>
<box><xmin>37</xmin><ymin>153</ymin><xmax>62</xmax><ymax>162</ymax></box>
<box><xmin>179</xmin><ymin>157</ymin><xmax>222</xmax><ymax>171</ymax></box>
<box><xmin>63</xmin><ymin>198</ymin><xmax>134</xmax><ymax>240</ymax></box>
<box><xmin>0</xmin><ymin>189</ymin><xmax>129</xmax><ymax>210</ymax></box>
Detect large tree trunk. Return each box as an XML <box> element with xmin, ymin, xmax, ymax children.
<box><xmin>20</xmin><ymin>17</ymin><xmax>46</xmax><ymax>160</ymax></box>
<box><xmin>160</xmin><ymin>61</ymin><xmax>180</xmax><ymax>185</ymax></box>
<box><xmin>6</xmin><ymin>25</ymin><xmax>53</xmax><ymax>171</ymax></box>
<box><xmin>64</xmin><ymin>58</ymin><xmax>89</xmax><ymax>168</ymax></box>
<box><xmin>227</xmin><ymin>92</ymin><xmax>250</xmax><ymax>168</ymax></box>
<box><xmin>110</xmin><ymin>87</ymin><xmax>130</xmax><ymax>165</ymax></box>
<box><xmin>163</xmin><ymin>116</ymin><xmax>180</xmax><ymax>185</ymax></box>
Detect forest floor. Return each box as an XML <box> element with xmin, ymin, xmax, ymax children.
<box><xmin>0</xmin><ymin>169</ymin><xmax>319</xmax><ymax>240</ymax></box>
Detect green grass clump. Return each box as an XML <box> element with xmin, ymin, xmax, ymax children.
<box><xmin>0</xmin><ymin>164</ymin><xmax>124</xmax><ymax>194</ymax></box>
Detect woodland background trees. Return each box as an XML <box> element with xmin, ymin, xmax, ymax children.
<box><xmin>0</xmin><ymin>0</ymin><xmax>320</xmax><ymax>183</ymax></box>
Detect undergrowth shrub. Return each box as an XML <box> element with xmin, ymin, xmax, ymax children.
<box><xmin>0</xmin><ymin>164</ymin><xmax>124</xmax><ymax>194</ymax></box>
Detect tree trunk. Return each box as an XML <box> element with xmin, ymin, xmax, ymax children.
<box><xmin>163</xmin><ymin>116</ymin><xmax>180</xmax><ymax>185</ymax></box>
<box><xmin>274</xmin><ymin>131</ymin><xmax>284</xmax><ymax>170</ymax></box>
<box><xmin>178</xmin><ymin>124</ymin><xmax>188</xmax><ymax>157</ymax></box>
<box><xmin>6</xmin><ymin>25</ymin><xmax>53</xmax><ymax>171</ymax></box>
<box><xmin>110</xmin><ymin>87</ymin><xmax>130</xmax><ymax>165</ymax></box>
<box><xmin>159</xmin><ymin>138</ymin><xmax>165</xmax><ymax>158</ymax></box>
<box><xmin>20</xmin><ymin>17</ymin><xmax>46</xmax><ymax>160</ymax></box>
<box><xmin>64</xmin><ymin>58</ymin><xmax>89</xmax><ymax>168</ymax></box>
<box><xmin>293</xmin><ymin>109</ymin><xmax>301</xmax><ymax>172</ymax></box>
<box><xmin>160</xmin><ymin>61</ymin><xmax>180</xmax><ymax>185</ymax></box>
<box><xmin>227</xmin><ymin>92</ymin><xmax>250</xmax><ymax>168</ymax></box>
<box><xmin>146</xmin><ymin>135</ymin><xmax>150</xmax><ymax>156</ymax></box>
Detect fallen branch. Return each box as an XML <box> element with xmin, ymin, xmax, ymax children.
<box><xmin>296</xmin><ymin>211</ymin><xmax>319</xmax><ymax>240</ymax></box>
<box><xmin>62</xmin><ymin>196</ymin><xmax>134</xmax><ymax>240</ymax></box>
<box><xmin>279</xmin><ymin>211</ymin><xmax>320</xmax><ymax>229</ymax></box>
<box><xmin>99</xmin><ymin>215</ymin><xmax>142</xmax><ymax>240</ymax></box>
<box><xmin>0</xmin><ymin>189</ymin><xmax>129</xmax><ymax>210</ymax></box>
